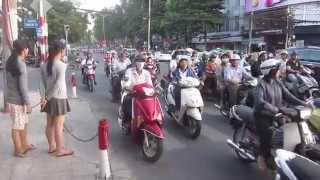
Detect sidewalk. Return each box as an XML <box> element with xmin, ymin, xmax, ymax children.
<box><xmin>0</xmin><ymin>92</ymin><xmax>97</xmax><ymax>180</ymax></box>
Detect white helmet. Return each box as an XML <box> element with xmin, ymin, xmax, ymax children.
<box><xmin>260</xmin><ymin>58</ymin><xmax>281</xmax><ymax>76</ymax></box>
<box><xmin>177</xmin><ymin>55</ymin><xmax>191</xmax><ymax>62</ymax></box>
<box><xmin>230</xmin><ymin>54</ymin><xmax>241</xmax><ymax>61</ymax></box>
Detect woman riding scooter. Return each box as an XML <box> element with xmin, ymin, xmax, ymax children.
<box><xmin>254</xmin><ymin>58</ymin><xmax>306</xmax><ymax>171</ymax></box>
<box><xmin>171</xmin><ymin>56</ymin><xmax>197</xmax><ymax>113</ymax></box>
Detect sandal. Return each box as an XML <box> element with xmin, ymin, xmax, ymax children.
<box><xmin>56</xmin><ymin>150</ymin><xmax>74</xmax><ymax>157</ymax></box>
<box><xmin>23</xmin><ymin>144</ymin><xmax>36</xmax><ymax>154</ymax></box>
<box><xmin>14</xmin><ymin>153</ymin><xmax>26</xmax><ymax>158</ymax></box>
<box><xmin>48</xmin><ymin>149</ymin><xmax>56</xmax><ymax>154</ymax></box>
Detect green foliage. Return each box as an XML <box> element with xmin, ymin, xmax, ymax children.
<box><xmin>46</xmin><ymin>0</ymin><xmax>88</xmax><ymax>43</ymax></box>
<box><xmin>94</xmin><ymin>0</ymin><xmax>223</xmax><ymax>46</ymax></box>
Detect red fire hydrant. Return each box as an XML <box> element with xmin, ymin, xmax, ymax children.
<box><xmin>98</xmin><ymin>119</ymin><xmax>111</xmax><ymax>179</ymax></box>
<box><xmin>70</xmin><ymin>72</ymin><xmax>77</xmax><ymax>98</ymax></box>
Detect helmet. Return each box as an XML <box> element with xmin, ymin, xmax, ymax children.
<box><xmin>134</xmin><ymin>54</ymin><xmax>145</xmax><ymax>63</ymax></box>
<box><xmin>230</xmin><ymin>54</ymin><xmax>241</xmax><ymax>61</ymax></box>
<box><xmin>260</xmin><ymin>59</ymin><xmax>281</xmax><ymax>76</ymax></box>
<box><xmin>177</xmin><ymin>55</ymin><xmax>190</xmax><ymax>62</ymax></box>
<box><xmin>280</xmin><ymin>50</ymin><xmax>288</xmax><ymax>55</ymax></box>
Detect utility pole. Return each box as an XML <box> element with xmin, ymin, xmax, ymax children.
<box><xmin>248</xmin><ymin>11</ymin><xmax>254</xmax><ymax>54</ymax></box>
<box><xmin>64</xmin><ymin>24</ymin><xmax>70</xmax><ymax>56</ymax></box>
<box><xmin>285</xmin><ymin>6</ymin><xmax>290</xmax><ymax>49</ymax></box>
<box><xmin>2</xmin><ymin>0</ymin><xmax>18</xmax><ymax>112</ymax></box>
<box><xmin>147</xmin><ymin>0</ymin><xmax>151</xmax><ymax>51</ymax></box>
<box><xmin>102</xmin><ymin>15</ymin><xmax>106</xmax><ymax>43</ymax></box>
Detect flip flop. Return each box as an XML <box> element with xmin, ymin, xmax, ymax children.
<box><xmin>23</xmin><ymin>144</ymin><xmax>36</xmax><ymax>154</ymax></box>
<box><xmin>56</xmin><ymin>150</ymin><xmax>74</xmax><ymax>157</ymax></box>
<box><xmin>14</xmin><ymin>153</ymin><xmax>26</xmax><ymax>158</ymax></box>
<box><xmin>48</xmin><ymin>149</ymin><xmax>56</xmax><ymax>154</ymax></box>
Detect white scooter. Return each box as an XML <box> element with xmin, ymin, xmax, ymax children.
<box><xmin>274</xmin><ymin>149</ymin><xmax>320</xmax><ymax>180</ymax></box>
<box><xmin>165</xmin><ymin>76</ymin><xmax>204</xmax><ymax>139</ymax></box>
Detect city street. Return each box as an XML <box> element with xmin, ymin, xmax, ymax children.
<box><xmin>0</xmin><ymin>53</ymin><xmax>270</xmax><ymax>180</ymax></box>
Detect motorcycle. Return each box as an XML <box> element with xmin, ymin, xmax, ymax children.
<box><xmin>111</xmin><ymin>70</ymin><xmax>125</xmax><ymax>102</ymax></box>
<box><xmin>165</xmin><ymin>77</ymin><xmax>204</xmax><ymax>139</ymax></box>
<box><xmin>84</xmin><ymin>64</ymin><xmax>95</xmax><ymax>92</ymax></box>
<box><xmin>274</xmin><ymin>149</ymin><xmax>320</xmax><ymax>180</ymax></box>
<box><xmin>118</xmin><ymin>82</ymin><xmax>164</xmax><ymax>162</ymax></box>
<box><xmin>220</xmin><ymin>79</ymin><xmax>258</xmax><ymax>117</ymax></box>
<box><xmin>227</xmin><ymin>104</ymin><xmax>320</xmax><ymax>166</ymax></box>
<box><xmin>284</xmin><ymin>67</ymin><xmax>320</xmax><ymax>100</ymax></box>
<box><xmin>104</xmin><ymin>58</ymin><xmax>112</xmax><ymax>78</ymax></box>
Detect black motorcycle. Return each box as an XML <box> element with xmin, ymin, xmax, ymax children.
<box><xmin>111</xmin><ymin>71</ymin><xmax>125</xmax><ymax>102</ymax></box>
<box><xmin>227</xmin><ymin>104</ymin><xmax>320</xmax><ymax>165</ymax></box>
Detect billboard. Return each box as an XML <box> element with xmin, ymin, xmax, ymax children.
<box><xmin>246</xmin><ymin>0</ymin><xmax>281</xmax><ymax>12</ymax></box>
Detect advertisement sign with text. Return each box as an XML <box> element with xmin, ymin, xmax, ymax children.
<box><xmin>245</xmin><ymin>0</ymin><xmax>281</xmax><ymax>12</ymax></box>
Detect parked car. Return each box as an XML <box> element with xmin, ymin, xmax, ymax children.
<box><xmin>156</xmin><ymin>53</ymin><xmax>171</xmax><ymax>62</ymax></box>
<box><xmin>171</xmin><ymin>49</ymin><xmax>192</xmax><ymax>61</ymax></box>
<box><xmin>287</xmin><ymin>46</ymin><xmax>320</xmax><ymax>83</ymax></box>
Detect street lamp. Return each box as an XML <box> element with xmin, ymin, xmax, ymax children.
<box><xmin>64</xmin><ymin>24</ymin><xmax>70</xmax><ymax>56</ymax></box>
<box><xmin>148</xmin><ymin>0</ymin><xmax>151</xmax><ymax>51</ymax></box>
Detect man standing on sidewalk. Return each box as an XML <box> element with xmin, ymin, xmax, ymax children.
<box><xmin>5</xmin><ymin>40</ymin><xmax>35</xmax><ymax>158</ymax></box>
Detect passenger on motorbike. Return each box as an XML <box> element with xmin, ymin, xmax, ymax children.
<box><xmin>83</xmin><ymin>53</ymin><xmax>97</xmax><ymax>85</ymax></box>
<box><xmin>254</xmin><ymin>58</ymin><xmax>306</xmax><ymax>170</ymax></box>
<box><xmin>121</xmin><ymin>55</ymin><xmax>153</xmax><ymax>127</ymax></box>
<box><xmin>279</xmin><ymin>50</ymin><xmax>289</xmax><ymax>77</ymax></box>
<box><xmin>224</xmin><ymin>54</ymin><xmax>254</xmax><ymax>107</ymax></box>
<box><xmin>171</xmin><ymin>56</ymin><xmax>197</xmax><ymax>111</ymax></box>
<box><xmin>203</xmin><ymin>55</ymin><xmax>218</xmax><ymax>95</ymax></box>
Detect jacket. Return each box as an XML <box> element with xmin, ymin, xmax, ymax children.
<box><xmin>171</xmin><ymin>68</ymin><xmax>197</xmax><ymax>82</ymax></box>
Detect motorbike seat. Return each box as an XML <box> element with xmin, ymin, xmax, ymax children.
<box><xmin>286</xmin><ymin>154</ymin><xmax>320</xmax><ymax>180</ymax></box>
<box><xmin>235</xmin><ymin>105</ymin><xmax>254</xmax><ymax>123</ymax></box>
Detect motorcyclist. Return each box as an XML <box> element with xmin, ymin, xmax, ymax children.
<box><xmin>120</xmin><ymin>55</ymin><xmax>153</xmax><ymax>128</ymax></box>
<box><xmin>203</xmin><ymin>54</ymin><xmax>218</xmax><ymax>95</ymax></box>
<box><xmin>251</xmin><ymin>51</ymin><xmax>267</xmax><ymax>78</ymax></box>
<box><xmin>171</xmin><ymin>56</ymin><xmax>197</xmax><ymax>111</ymax></box>
<box><xmin>144</xmin><ymin>56</ymin><xmax>157</xmax><ymax>82</ymax></box>
<box><xmin>286</xmin><ymin>51</ymin><xmax>307</xmax><ymax>84</ymax></box>
<box><xmin>254</xmin><ymin>58</ymin><xmax>306</xmax><ymax>170</ymax></box>
<box><xmin>83</xmin><ymin>52</ymin><xmax>97</xmax><ymax>85</ymax></box>
<box><xmin>224</xmin><ymin>54</ymin><xmax>253</xmax><ymax>107</ymax></box>
<box><xmin>112</xmin><ymin>52</ymin><xmax>131</xmax><ymax>75</ymax></box>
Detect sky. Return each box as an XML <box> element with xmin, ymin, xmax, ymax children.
<box><xmin>79</xmin><ymin>0</ymin><xmax>121</xmax><ymax>11</ymax></box>
<box><xmin>78</xmin><ymin>0</ymin><xmax>121</xmax><ymax>30</ymax></box>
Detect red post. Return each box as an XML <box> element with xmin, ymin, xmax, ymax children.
<box><xmin>99</xmin><ymin>119</ymin><xmax>109</xmax><ymax>150</ymax></box>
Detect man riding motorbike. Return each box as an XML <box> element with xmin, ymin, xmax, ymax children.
<box><xmin>83</xmin><ymin>52</ymin><xmax>97</xmax><ymax>85</ymax></box>
<box><xmin>254</xmin><ymin>58</ymin><xmax>306</xmax><ymax>171</ymax></box>
<box><xmin>279</xmin><ymin>50</ymin><xmax>289</xmax><ymax>77</ymax></box>
<box><xmin>251</xmin><ymin>51</ymin><xmax>267</xmax><ymax>78</ymax></box>
<box><xmin>121</xmin><ymin>55</ymin><xmax>153</xmax><ymax>128</ymax></box>
<box><xmin>202</xmin><ymin>54</ymin><xmax>218</xmax><ymax>96</ymax></box>
<box><xmin>286</xmin><ymin>51</ymin><xmax>308</xmax><ymax>86</ymax></box>
<box><xmin>112</xmin><ymin>52</ymin><xmax>131</xmax><ymax>74</ymax></box>
<box><xmin>171</xmin><ymin>56</ymin><xmax>197</xmax><ymax>112</ymax></box>
<box><xmin>224</xmin><ymin>54</ymin><xmax>254</xmax><ymax>107</ymax></box>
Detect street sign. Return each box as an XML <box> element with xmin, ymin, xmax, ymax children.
<box><xmin>24</xmin><ymin>19</ymin><xmax>38</xmax><ymax>28</ymax></box>
<box><xmin>31</xmin><ymin>0</ymin><xmax>52</xmax><ymax>14</ymax></box>
<box><xmin>36</xmin><ymin>28</ymin><xmax>42</xmax><ymax>37</ymax></box>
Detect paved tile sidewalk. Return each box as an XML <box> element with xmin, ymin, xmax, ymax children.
<box><xmin>0</xmin><ymin>92</ymin><xmax>98</xmax><ymax>180</ymax></box>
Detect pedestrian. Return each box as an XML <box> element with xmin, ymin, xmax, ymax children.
<box><xmin>40</xmin><ymin>40</ymin><xmax>73</xmax><ymax>157</ymax></box>
<box><xmin>5</xmin><ymin>39</ymin><xmax>35</xmax><ymax>158</ymax></box>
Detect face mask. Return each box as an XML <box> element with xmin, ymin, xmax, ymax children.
<box><xmin>136</xmin><ymin>62</ymin><xmax>145</xmax><ymax>71</ymax></box>
<box><xmin>221</xmin><ymin>58</ymin><xmax>229</xmax><ymax>64</ymax></box>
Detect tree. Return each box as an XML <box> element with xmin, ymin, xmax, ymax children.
<box><xmin>94</xmin><ymin>0</ymin><xmax>223</xmax><ymax>47</ymax></box>
<box><xmin>46</xmin><ymin>0</ymin><xmax>88</xmax><ymax>43</ymax></box>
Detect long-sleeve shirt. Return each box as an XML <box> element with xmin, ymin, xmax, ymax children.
<box><xmin>254</xmin><ymin>78</ymin><xmax>305</xmax><ymax>115</ymax></box>
<box><xmin>171</xmin><ymin>68</ymin><xmax>197</xmax><ymax>82</ymax></box>
<box><xmin>112</xmin><ymin>58</ymin><xmax>131</xmax><ymax>74</ymax></box>
<box><xmin>123</xmin><ymin>68</ymin><xmax>153</xmax><ymax>90</ymax></box>
<box><xmin>224</xmin><ymin>66</ymin><xmax>252</xmax><ymax>85</ymax></box>
<box><xmin>6</xmin><ymin>57</ymin><xmax>30</xmax><ymax>105</ymax></box>
<box><xmin>40</xmin><ymin>60</ymin><xmax>68</xmax><ymax>100</ymax></box>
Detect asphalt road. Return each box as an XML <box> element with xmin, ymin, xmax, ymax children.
<box><xmin>73</xmin><ymin>53</ymin><xmax>267</xmax><ymax>180</ymax></box>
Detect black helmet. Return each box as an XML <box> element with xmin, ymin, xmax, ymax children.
<box><xmin>134</xmin><ymin>54</ymin><xmax>145</xmax><ymax>63</ymax></box>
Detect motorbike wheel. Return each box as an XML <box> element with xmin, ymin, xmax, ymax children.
<box><xmin>142</xmin><ymin>132</ymin><xmax>163</xmax><ymax>162</ymax></box>
<box><xmin>88</xmin><ymin>79</ymin><xmax>94</xmax><ymax>92</ymax></box>
<box><xmin>187</xmin><ymin>117</ymin><xmax>201</xmax><ymax>139</ymax></box>
<box><xmin>232</xmin><ymin>126</ymin><xmax>257</xmax><ymax>163</ymax></box>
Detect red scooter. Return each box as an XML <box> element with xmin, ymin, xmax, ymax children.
<box><xmin>121</xmin><ymin>83</ymin><xmax>164</xmax><ymax>162</ymax></box>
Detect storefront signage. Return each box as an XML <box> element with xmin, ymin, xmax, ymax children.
<box><xmin>246</xmin><ymin>0</ymin><xmax>281</xmax><ymax>12</ymax></box>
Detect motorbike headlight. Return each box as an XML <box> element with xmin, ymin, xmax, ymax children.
<box><xmin>143</xmin><ymin>87</ymin><xmax>154</xmax><ymax>96</ymax></box>
<box><xmin>300</xmin><ymin>108</ymin><xmax>312</xmax><ymax>120</ymax></box>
